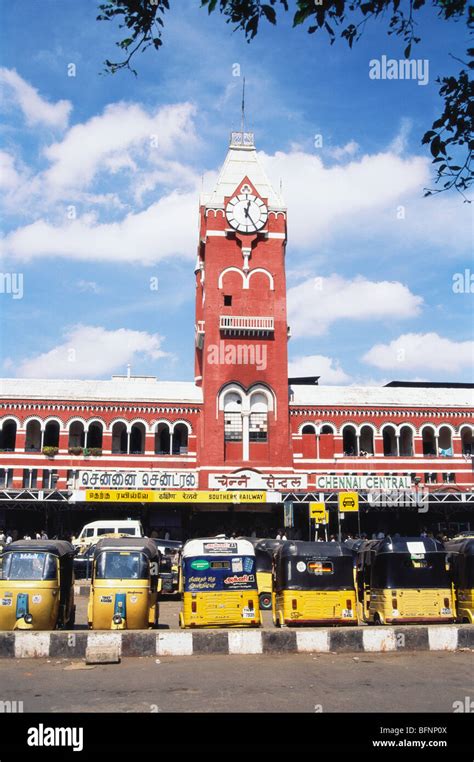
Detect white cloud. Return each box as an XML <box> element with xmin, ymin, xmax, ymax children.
<box><xmin>0</xmin><ymin>151</ymin><xmax>23</xmax><ymax>190</ymax></box>
<box><xmin>42</xmin><ymin>101</ymin><xmax>197</xmax><ymax>194</ymax></box>
<box><xmin>327</xmin><ymin>140</ymin><xmax>359</xmax><ymax>161</ymax></box>
<box><xmin>363</xmin><ymin>332</ymin><xmax>474</xmax><ymax>372</ymax></box>
<box><xmin>0</xmin><ymin>189</ymin><xmax>197</xmax><ymax>264</ymax></box>
<box><xmin>14</xmin><ymin>325</ymin><xmax>169</xmax><ymax>378</ymax></box>
<box><xmin>260</xmin><ymin>148</ymin><xmax>429</xmax><ymax>247</ymax></box>
<box><xmin>287</xmin><ymin>274</ymin><xmax>423</xmax><ymax>337</ymax></box>
<box><xmin>289</xmin><ymin>354</ymin><xmax>350</xmax><ymax>384</ymax></box>
<box><xmin>0</xmin><ymin>67</ymin><xmax>71</xmax><ymax>128</ymax></box>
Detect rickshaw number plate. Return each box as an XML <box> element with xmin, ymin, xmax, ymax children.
<box><xmin>1</xmin><ymin>598</ymin><xmax>12</xmax><ymax>606</ymax></box>
<box><xmin>441</xmin><ymin>607</ymin><xmax>451</xmax><ymax>615</ymax></box>
<box><xmin>342</xmin><ymin>609</ymin><xmax>353</xmax><ymax>618</ymax></box>
<box><xmin>32</xmin><ymin>595</ymin><xmax>42</xmax><ymax>604</ymax></box>
<box><xmin>242</xmin><ymin>607</ymin><xmax>255</xmax><ymax>618</ymax></box>
<box><xmin>100</xmin><ymin>595</ymin><xmax>112</xmax><ymax>603</ymax></box>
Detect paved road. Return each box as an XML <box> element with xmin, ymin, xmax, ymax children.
<box><xmin>1</xmin><ymin>652</ymin><xmax>472</xmax><ymax>712</ymax></box>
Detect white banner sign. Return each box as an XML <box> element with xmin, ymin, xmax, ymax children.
<box><xmin>209</xmin><ymin>470</ymin><xmax>308</xmax><ymax>491</ymax></box>
<box><xmin>76</xmin><ymin>469</ymin><xmax>198</xmax><ymax>490</ymax></box>
<box><xmin>315</xmin><ymin>474</ymin><xmax>412</xmax><ymax>490</ymax></box>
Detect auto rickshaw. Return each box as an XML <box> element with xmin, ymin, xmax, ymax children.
<box><xmin>87</xmin><ymin>537</ymin><xmax>161</xmax><ymax>629</ymax></box>
<box><xmin>355</xmin><ymin>536</ymin><xmax>455</xmax><ymax>625</ymax></box>
<box><xmin>272</xmin><ymin>541</ymin><xmax>358</xmax><ymax>627</ymax></box>
<box><xmin>0</xmin><ymin>540</ymin><xmax>75</xmax><ymax>630</ymax></box>
<box><xmin>179</xmin><ymin>538</ymin><xmax>262</xmax><ymax>628</ymax></box>
<box><xmin>446</xmin><ymin>537</ymin><xmax>474</xmax><ymax>623</ymax></box>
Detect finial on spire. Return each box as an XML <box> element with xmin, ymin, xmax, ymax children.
<box><xmin>230</xmin><ymin>76</ymin><xmax>254</xmax><ymax>148</ymax></box>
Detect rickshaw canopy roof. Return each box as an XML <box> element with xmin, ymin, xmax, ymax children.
<box><xmin>6</xmin><ymin>540</ymin><xmax>75</xmax><ymax>558</ymax></box>
<box><xmin>446</xmin><ymin>537</ymin><xmax>474</xmax><ymax>556</ymax></box>
<box><xmin>182</xmin><ymin>538</ymin><xmax>255</xmax><ymax>558</ymax></box>
<box><xmin>93</xmin><ymin>537</ymin><xmax>159</xmax><ymax>559</ymax></box>
<box><xmin>366</xmin><ymin>536</ymin><xmax>446</xmax><ymax>555</ymax></box>
<box><xmin>277</xmin><ymin>541</ymin><xmax>353</xmax><ymax>559</ymax></box>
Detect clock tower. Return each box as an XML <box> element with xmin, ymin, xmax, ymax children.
<box><xmin>195</xmin><ymin>131</ymin><xmax>292</xmax><ymax>475</ymax></box>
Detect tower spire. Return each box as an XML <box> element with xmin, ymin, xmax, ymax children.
<box><xmin>241</xmin><ymin>76</ymin><xmax>246</xmax><ymax>134</ymax></box>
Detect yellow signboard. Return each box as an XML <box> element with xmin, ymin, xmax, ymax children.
<box><xmin>309</xmin><ymin>502</ymin><xmax>328</xmax><ymax>523</ymax></box>
<box><xmin>85</xmin><ymin>490</ymin><xmax>267</xmax><ymax>504</ymax></box>
<box><xmin>338</xmin><ymin>492</ymin><xmax>359</xmax><ymax>512</ymax></box>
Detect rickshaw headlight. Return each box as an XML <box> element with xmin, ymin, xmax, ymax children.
<box><xmin>23</xmin><ymin>613</ymin><xmax>33</xmax><ymax>624</ymax></box>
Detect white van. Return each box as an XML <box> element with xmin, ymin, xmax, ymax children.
<box><xmin>72</xmin><ymin>519</ymin><xmax>144</xmax><ymax>549</ymax></box>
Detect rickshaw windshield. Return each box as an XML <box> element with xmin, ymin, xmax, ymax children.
<box><xmin>1</xmin><ymin>551</ymin><xmax>57</xmax><ymax>581</ymax></box>
<box><xmin>183</xmin><ymin>555</ymin><xmax>257</xmax><ymax>592</ymax></box>
<box><xmin>96</xmin><ymin>551</ymin><xmax>148</xmax><ymax>580</ymax></box>
<box><xmin>372</xmin><ymin>552</ymin><xmax>450</xmax><ymax>589</ymax></box>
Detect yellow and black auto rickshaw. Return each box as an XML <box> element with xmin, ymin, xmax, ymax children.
<box><xmin>446</xmin><ymin>537</ymin><xmax>474</xmax><ymax>623</ymax></box>
<box><xmin>179</xmin><ymin>538</ymin><xmax>261</xmax><ymax>628</ymax></box>
<box><xmin>272</xmin><ymin>541</ymin><xmax>358</xmax><ymax>627</ymax></box>
<box><xmin>355</xmin><ymin>536</ymin><xmax>455</xmax><ymax>625</ymax></box>
<box><xmin>0</xmin><ymin>540</ymin><xmax>75</xmax><ymax>630</ymax></box>
<box><xmin>87</xmin><ymin>537</ymin><xmax>161</xmax><ymax>629</ymax></box>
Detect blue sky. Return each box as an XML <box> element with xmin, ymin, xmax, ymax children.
<box><xmin>0</xmin><ymin>0</ymin><xmax>472</xmax><ymax>385</ymax></box>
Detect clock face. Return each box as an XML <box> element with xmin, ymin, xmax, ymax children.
<box><xmin>225</xmin><ymin>193</ymin><xmax>268</xmax><ymax>233</ymax></box>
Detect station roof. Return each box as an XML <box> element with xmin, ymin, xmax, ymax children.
<box><xmin>0</xmin><ymin>377</ymin><xmax>203</xmax><ymax>404</ymax></box>
<box><xmin>289</xmin><ymin>384</ymin><xmax>474</xmax><ymax>408</ymax></box>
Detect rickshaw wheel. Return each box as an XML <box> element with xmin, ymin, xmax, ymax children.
<box><xmin>259</xmin><ymin>593</ymin><xmax>272</xmax><ymax>610</ymax></box>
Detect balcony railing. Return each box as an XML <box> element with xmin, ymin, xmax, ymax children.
<box><xmin>219</xmin><ymin>315</ymin><xmax>274</xmax><ymax>335</ymax></box>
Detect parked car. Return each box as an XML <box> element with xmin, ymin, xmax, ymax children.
<box><xmin>72</xmin><ymin>520</ymin><xmax>144</xmax><ymax>551</ymax></box>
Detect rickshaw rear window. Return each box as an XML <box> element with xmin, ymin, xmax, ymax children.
<box><xmin>1</xmin><ymin>552</ymin><xmax>57</xmax><ymax>581</ymax></box>
<box><xmin>96</xmin><ymin>551</ymin><xmax>148</xmax><ymax>579</ymax></box>
<box><xmin>210</xmin><ymin>561</ymin><xmax>230</xmax><ymax>569</ymax></box>
<box><xmin>307</xmin><ymin>561</ymin><xmax>334</xmax><ymax>575</ymax></box>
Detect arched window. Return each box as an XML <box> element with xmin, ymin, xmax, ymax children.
<box><xmin>461</xmin><ymin>426</ymin><xmax>473</xmax><ymax>455</ymax></box>
<box><xmin>249</xmin><ymin>393</ymin><xmax>268</xmax><ymax>442</ymax></box>
<box><xmin>0</xmin><ymin>419</ymin><xmax>17</xmax><ymax>451</ymax></box>
<box><xmin>359</xmin><ymin>425</ymin><xmax>374</xmax><ymax>455</ymax></box>
<box><xmin>399</xmin><ymin>426</ymin><xmax>414</xmax><ymax>457</ymax></box>
<box><xmin>172</xmin><ymin>423</ymin><xmax>189</xmax><ymax>454</ymax></box>
<box><xmin>223</xmin><ymin>391</ymin><xmax>243</xmax><ymax>442</ymax></box>
<box><xmin>438</xmin><ymin>426</ymin><xmax>453</xmax><ymax>456</ymax></box>
<box><xmin>155</xmin><ymin>423</ymin><xmax>171</xmax><ymax>455</ymax></box>
<box><xmin>422</xmin><ymin>426</ymin><xmax>437</xmax><ymax>456</ymax></box>
<box><xmin>25</xmin><ymin>420</ymin><xmax>41</xmax><ymax>451</ymax></box>
<box><xmin>219</xmin><ymin>384</ymin><xmax>274</xmax><ymax>461</ymax></box>
<box><xmin>321</xmin><ymin>424</ymin><xmax>334</xmax><ymax>435</ymax></box>
<box><xmin>112</xmin><ymin>422</ymin><xmax>128</xmax><ymax>454</ymax></box>
<box><xmin>43</xmin><ymin>421</ymin><xmax>60</xmax><ymax>448</ymax></box>
<box><xmin>87</xmin><ymin>422</ymin><xmax>103</xmax><ymax>449</ymax></box>
<box><xmin>68</xmin><ymin>421</ymin><xmax>85</xmax><ymax>448</ymax></box>
<box><xmin>301</xmin><ymin>424</ymin><xmax>316</xmax><ymax>435</ymax></box>
<box><xmin>382</xmin><ymin>426</ymin><xmax>397</xmax><ymax>456</ymax></box>
<box><xmin>342</xmin><ymin>425</ymin><xmax>358</xmax><ymax>456</ymax></box>
<box><xmin>130</xmin><ymin>423</ymin><xmax>145</xmax><ymax>454</ymax></box>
